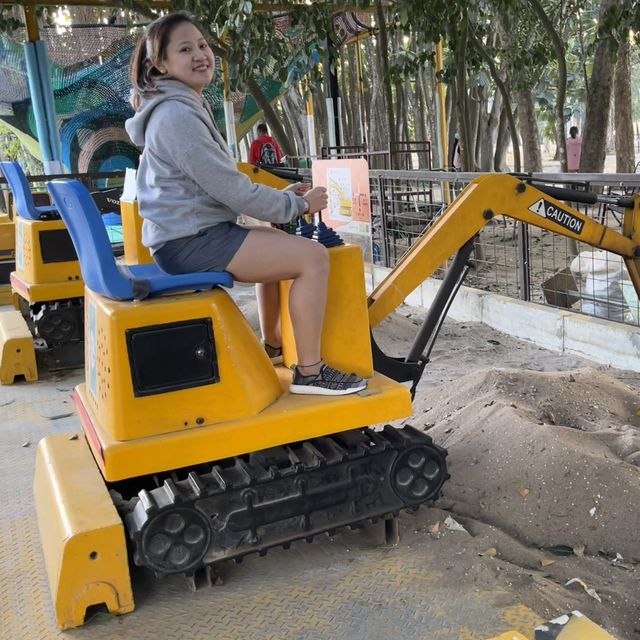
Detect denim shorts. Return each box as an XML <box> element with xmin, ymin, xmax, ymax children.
<box><xmin>153</xmin><ymin>222</ymin><xmax>249</xmax><ymax>274</ymax></box>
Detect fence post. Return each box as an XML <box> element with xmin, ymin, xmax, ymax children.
<box><xmin>516</xmin><ymin>222</ymin><xmax>531</xmax><ymax>301</ymax></box>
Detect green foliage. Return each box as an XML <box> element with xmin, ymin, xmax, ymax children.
<box><xmin>0</xmin><ymin>123</ymin><xmax>22</xmax><ymax>159</ymax></box>
<box><xmin>0</xmin><ymin>4</ymin><xmax>24</xmax><ymax>34</ymax></box>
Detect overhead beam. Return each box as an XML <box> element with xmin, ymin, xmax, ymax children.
<box><xmin>0</xmin><ymin>0</ymin><xmax>391</xmax><ymax>11</ymax></box>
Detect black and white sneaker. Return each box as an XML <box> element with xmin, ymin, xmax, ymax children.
<box><xmin>263</xmin><ymin>342</ymin><xmax>283</xmax><ymax>365</ymax></box>
<box><xmin>289</xmin><ymin>364</ymin><xmax>368</xmax><ymax>396</ymax></box>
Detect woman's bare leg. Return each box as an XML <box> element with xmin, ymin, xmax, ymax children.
<box><xmin>256</xmin><ymin>282</ymin><xmax>281</xmax><ymax>347</ymax></box>
<box><xmin>226</xmin><ymin>228</ymin><xmax>329</xmax><ymax>374</ymax></box>
<box><xmin>242</xmin><ymin>225</ymin><xmax>287</xmax><ymax>349</ymax></box>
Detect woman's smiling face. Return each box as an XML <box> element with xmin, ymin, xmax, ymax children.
<box><xmin>157</xmin><ymin>21</ymin><xmax>214</xmax><ymax>94</ymax></box>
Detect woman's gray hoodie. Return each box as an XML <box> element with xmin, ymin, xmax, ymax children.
<box><xmin>125</xmin><ymin>79</ymin><xmax>306</xmax><ymax>252</ymax></box>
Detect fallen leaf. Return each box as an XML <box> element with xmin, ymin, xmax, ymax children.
<box><xmin>444</xmin><ymin>515</ymin><xmax>468</xmax><ymax>533</ymax></box>
<box><xmin>540</xmin><ymin>558</ymin><xmax>556</xmax><ymax>567</ymax></box>
<box><xmin>565</xmin><ymin>577</ymin><xmax>602</xmax><ymax>603</ymax></box>
<box><xmin>481</xmin><ymin>547</ymin><xmax>497</xmax><ymax>558</ymax></box>
<box><xmin>545</xmin><ymin>545</ymin><xmax>573</xmax><ymax>556</ymax></box>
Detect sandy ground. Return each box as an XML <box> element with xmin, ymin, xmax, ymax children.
<box><xmin>236</xmin><ymin>284</ymin><xmax>640</xmax><ymax>639</ymax></box>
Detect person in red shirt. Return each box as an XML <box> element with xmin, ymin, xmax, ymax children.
<box><xmin>249</xmin><ymin>123</ymin><xmax>283</xmax><ymax>166</ymax></box>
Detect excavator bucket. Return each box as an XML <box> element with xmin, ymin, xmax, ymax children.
<box><xmin>533</xmin><ymin>611</ymin><xmax>616</xmax><ymax>639</ymax></box>
<box><xmin>33</xmin><ymin>433</ymin><xmax>134</xmax><ymax>629</ymax></box>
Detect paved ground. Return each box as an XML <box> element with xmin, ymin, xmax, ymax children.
<box><xmin>0</xmin><ymin>363</ymin><xmax>542</xmax><ymax>640</ymax></box>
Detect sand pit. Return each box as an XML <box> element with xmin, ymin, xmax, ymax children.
<box><xmin>374</xmin><ymin>307</ymin><xmax>640</xmax><ymax>639</ymax></box>
<box><xmin>234</xmin><ymin>287</ymin><xmax>639</xmax><ymax>638</ymax></box>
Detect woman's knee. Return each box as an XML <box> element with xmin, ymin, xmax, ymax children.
<box><xmin>302</xmin><ymin>243</ymin><xmax>330</xmax><ymax>277</ymax></box>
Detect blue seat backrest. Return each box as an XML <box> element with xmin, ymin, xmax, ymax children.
<box><xmin>0</xmin><ymin>161</ymin><xmax>41</xmax><ymax>220</ymax></box>
<box><xmin>47</xmin><ymin>179</ymin><xmax>135</xmax><ymax>299</ymax></box>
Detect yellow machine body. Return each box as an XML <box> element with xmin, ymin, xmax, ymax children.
<box><xmin>76</xmin><ymin>245</ymin><xmax>410</xmax><ymax>481</ymax></box>
<box><xmin>0</xmin><ymin>309</ymin><xmax>37</xmax><ymax>383</ymax></box>
<box><xmin>11</xmin><ymin>216</ymin><xmax>83</xmax><ymax>304</ymax></box>
<box><xmin>34</xmin><ymin>433</ymin><xmax>134</xmax><ymax>630</ymax></box>
<box><xmin>121</xmin><ymin>199</ymin><xmax>153</xmax><ymax>265</ymax></box>
<box><xmin>236</xmin><ymin>161</ymin><xmax>293</xmax><ymax>190</ymax></box>
<box><xmin>0</xmin><ymin>213</ymin><xmax>15</xmax><ymax>305</ymax></box>
<box><xmin>486</xmin><ymin>611</ymin><xmax>616</xmax><ymax>640</ymax></box>
<box><xmin>280</xmin><ymin>244</ymin><xmax>374</xmax><ymax>378</ymax></box>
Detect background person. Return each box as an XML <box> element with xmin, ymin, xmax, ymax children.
<box><xmin>566</xmin><ymin>126</ymin><xmax>582</xmax><ymax>172</ymax></box>
<box><xmin>249</xmin><ymin>123</ymin><xmax>283</xmax><ymax>166</ymax></box>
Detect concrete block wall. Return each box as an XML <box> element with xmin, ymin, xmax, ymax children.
<box><xmin>368</xmin><ymin>266</ymin><xmax>640</xmax><ymax>373</ymax></box>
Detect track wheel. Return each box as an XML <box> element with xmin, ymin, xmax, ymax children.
<box><xmin>136</xmin><ymin>506</ymin><xmax>212</xmax><ymax>576</ymax></box>
<box><xmin>390</xmin><ymin>444</ymin><xmax>447</xmax><ymax>505</ymax></box>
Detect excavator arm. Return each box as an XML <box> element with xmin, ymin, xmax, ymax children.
<box><xmin>368</xmin><ymin>173</ymin><xmax>640</xmax><ymax>328</ymax></box>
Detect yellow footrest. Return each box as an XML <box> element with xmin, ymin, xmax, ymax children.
<box><xmin>0</xmin><ymin>309</ymin><xmax>37</xmax><ymax>384</ymax></box>
<box><xmin>34</xmin><ymin>433</ymin><xmax>135</xmax><ymax>629</ymax></box>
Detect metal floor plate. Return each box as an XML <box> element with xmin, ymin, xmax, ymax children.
<box><xmin>0</xmin><ymin>368</ymin><xmax>541</xmax><ymax>640</ymax></box>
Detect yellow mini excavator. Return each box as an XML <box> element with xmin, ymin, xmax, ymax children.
<box><xmin>33</xmin><ymin>173</ymin><xmax>640</xmax><ymax>630</ymax></box>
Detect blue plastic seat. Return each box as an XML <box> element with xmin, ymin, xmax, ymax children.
<box><xmin>0</xmin><ymin>161</ymin><xmax>58</xmax><ymax>220</ymax></box>
<box><xmin>46</xmin><ymin>179</ymin><xmax>233</xmax><ymax>301</ymax></box>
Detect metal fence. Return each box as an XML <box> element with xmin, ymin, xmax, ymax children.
<box><xmin>368</xmin><ymin>170</ymin><xmax>640</xmax><ymax>328</ymax></box>
<box><xmin>3</xmin><ymin>167</ymin><xmax>639</xmax><ymax>328</ymax></box>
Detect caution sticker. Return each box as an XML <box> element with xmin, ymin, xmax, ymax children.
<box><xmin>529</xmin><ymin>198</ymin><xmax>585</xmax><ymax>235</ymax></box>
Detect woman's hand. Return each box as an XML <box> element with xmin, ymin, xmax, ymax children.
<box><xmin>303</xmin><ymin>186</ymin><xmax>328</xmax><ymax>214</ymax></box>
<box><xmin>283</xmin><ymin>182</ymin><xmax>311</xmax><ymax>196</ymax></box>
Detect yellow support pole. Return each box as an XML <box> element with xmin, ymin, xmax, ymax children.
<box><xmin>354</xmin><ymin>34</ymin><xmax>367</xmax><ymax>149</ymax></box>
<box><xmin>434</xmin><ymin>40</ymin><xmax>450</xmax><ymax>203</ymax></box>
<box><xmin>23</xmin><ymin>3</ymin><xmax>40</xmax><ymax>41</ymax></box>
<box><xmin>305</xmin><ymin>77</ymin><xmax>317</xmax><ymax>160</ymax></box>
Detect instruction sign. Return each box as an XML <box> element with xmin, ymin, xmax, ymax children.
<box><xmin>312</xmin><ymin>158</ymin><xmax>372</xmax><ymax>260</ymax></box>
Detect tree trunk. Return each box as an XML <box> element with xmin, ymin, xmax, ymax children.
<box><xmin>375</xmin><ymin>0</ymin><xmax>396</xmax><ymax>165</ymax></box>
<box><xmin>480</xmin><ymin>88</ymin><xmax>502</xmax><ymax>171</ymax></box>
<box><xmin>244</xmin><ymin>75</ymin><xmax>295</xmax><ymax>157</ymax></box>
<box><xmin>614</xmin><ymin>42</ymin><xmax>634</xmax><ymax>173</ymax></box>
<box><xmin>281</xmin><ymin>89</ymin><xmax>307</xmax><ymax>156</ymax></box>
<box><xmin>468</xmin><ymin>85</ymin><xmax>480</xmax><ymax>168</ymax></box>
<box><xmin>313</xmin><ymin>89</ymin><xmax>327</xmax><ymax>152</ymax></box>
<box><xmin>454</xmin><ymin>14</ymin><xmax>474</xmax><ymax>171</ymax></box>
<box><xmin>339</xmin><ymin>56</ymin><xmax>351</xmax><ymax>144</ymax></box>
<box><xmin>527</xmin><ymin>0</ymin><xmax>568</xmax><ymax>172</ymax></box>
<box><xmin>516</xmin><ymin>88</ymin><xmax>543</xmax><ymax>172</ymax></box>
<box><xmin>468</xmin><ymin>31</ymin><xmax>520</xmax><ymax>171</ymax></box>
<box><xmin>494</xmin><ymin>105</ymin><xmax>510</xmax><ymax>172</ymax></box>
<box><xmin>347</xmin><ymin>44</ymin><xmax>360</xmax><ymax>144</ymax></box>
<box><xmin>415</xmin><ymin>72</ymin><xmax>427</xmax><ymax>169</ymax></box>
<box><xmin>446</xmin><ymin>83</ymin><xmax>457</xmax><ymax>167</ymax></box>
<box><xmin>580</xmin><ymin>0</ymin><xmax>620</xmax><ymax>172</ymax></box>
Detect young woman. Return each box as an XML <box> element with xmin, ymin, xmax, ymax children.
<box><xmin>125</xmin><ymin>12</ymin><xmax>367</xmax><ymax>396</ymax></box>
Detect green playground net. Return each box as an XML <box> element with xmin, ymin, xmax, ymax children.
<box><xmin>0</xmin><ymin>6</ymin><xmax>370</xmax><ymax>173</ymax></box>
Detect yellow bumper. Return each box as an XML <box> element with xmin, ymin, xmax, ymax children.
<box><xmin>34</xmin><ymin>433</ymin><xmax>134</xmax><ymax>629</ymax></box>
<box><xmin>0</xmin><ymin>309</ymin><xmax>37</xmax><ymax>384</ymax></box>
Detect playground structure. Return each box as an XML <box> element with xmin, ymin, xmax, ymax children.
<box><xmin>0</xmin><ymin>3</ymin><xmax>376</xmax><ymax>174</ymax></box>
